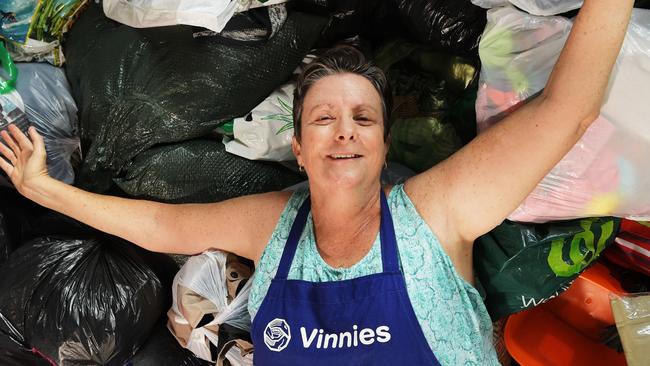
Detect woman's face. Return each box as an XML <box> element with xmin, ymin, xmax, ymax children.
<box><xmin>292</xmin><ymin>73</ymin><xmax>388</xmax><ymax>190</ymax></box>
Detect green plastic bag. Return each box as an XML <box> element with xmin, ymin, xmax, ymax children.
<box><xmin>474</xmin><ymin>217</ymin><xmax>621</xmax><ymax>320</ymax></box>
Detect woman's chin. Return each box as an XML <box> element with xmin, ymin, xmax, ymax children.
<box><xmin>321</xmin><ymin>170</ymin><xmax>376</xmax><ymax>189</ymax></box>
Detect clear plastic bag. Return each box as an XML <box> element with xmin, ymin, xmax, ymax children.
<box><xmin>610</xmin><ymin>292</ymin><xmax>650</xmax><ymax>366</ymax></box>
<box><xmin>168</xmin><ymin>250</ymin><xmax>253</xmax><ymax>362</ymax></box>
<box><xmin>509</xmin><ymin>0</ymin><xmax>583</xmax><ymax>16</ymax></box>
<box><xmin>476</xmin><ymin>7</ymin><xmax>650</xmax><ymax>222</ymax></box>
<box><xmin>470</xmin><ymin>0</ymin><xmax>583</xmax><ymax>15</ymax></box>
<box><xmin>14</xmin><ymin>63</ymin><xmax>80</xmax><ymax>185</ymax></box>
<box><xmin>1</xmin><ymin>45</ymin><xmax>79</xmax><ymax>187</ymax></box>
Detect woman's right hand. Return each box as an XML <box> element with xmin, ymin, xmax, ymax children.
<box><xmin>0</xmin><ymin>124</ymin><xmax>51</xmax><ymax>195</ymax></box>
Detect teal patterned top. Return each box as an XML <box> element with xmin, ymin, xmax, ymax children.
<box><xmin>248</xmin><ymin>184</ymin><xmax>500</xmax><ymax>365</ymax></box>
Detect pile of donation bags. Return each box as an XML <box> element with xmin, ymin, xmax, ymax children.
<box><xmin>0</xmin><ymin>0</ymin><xmax>649</xmax><ymax>364</ymax></box>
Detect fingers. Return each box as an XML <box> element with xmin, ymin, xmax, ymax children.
<box><xmin>28</xmin><ymin>126</ymin><xmax>46</xmax><ymax>156</ymax></box>
<box><xmin>0</xmin><ymin>139</ymin><xmax>17</xmax><ymax>164</ymax></box>
<box><xmin>0</xmin><ymin>152</ymin><xmax>13</xmax><ymax>177</ymax></box>
<box><xmin>1</xmin><ymin>129</ymin><xmax>20</xmax><ymax>156</ymax></box>
<box><xmin>8</xmin><ymin>124</ymin><xmax>34</xmax><ymax>152</ymax></box>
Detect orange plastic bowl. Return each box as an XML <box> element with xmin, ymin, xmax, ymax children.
<box><xmin>504</xmin><ymin>262</ymin><xmax>627</xmax><ymax>366</ymax></box>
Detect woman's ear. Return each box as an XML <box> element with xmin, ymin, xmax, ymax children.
<box><xmin>291</xmin><ymin>135</ymin><xmax>302</xmax><ymax>166</ymax></box>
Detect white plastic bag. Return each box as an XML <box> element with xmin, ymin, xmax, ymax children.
<box><xmin>103</xmin><ymin>0</ymin><xmax>290</xmax><ymax>33</ymax></box>
<box><xmin>477</xmin><ymin>7</ymin><xmax>650</xmax><ymax>223</ymax></box>
<box><xmin>223</xmin><ymin>82</ymin><xmax>296</xmax><ymax>161</ymax></box>
<box><xmin>223</xmin><ymin>54</ymin><xmax>314</xmax><ymax>161</ymax></box>
<box><xmin>168</xmin><ymin>250</ymin><xmax>253</xmax><ymax>363</ymax></box>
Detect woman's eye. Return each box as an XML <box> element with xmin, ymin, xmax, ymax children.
<box><xmin>354</xmin><ymin>116</ymin><xmax>373</xmax><ymax>124</ymax></box>
<box><xmin>316</xmin><ymin>116</ymin><xmax>332</xmax><ymax>121</ymax></box>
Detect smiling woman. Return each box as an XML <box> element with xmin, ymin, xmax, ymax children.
<box><xmin>291</xmin><ymin>46</ymin><xmax>393</xmax><ymax>142</ymax></box>
<box><xmin>0</xmin><ymin>1</ymin><xmax>636</xmax><ymax>364</ymax></box>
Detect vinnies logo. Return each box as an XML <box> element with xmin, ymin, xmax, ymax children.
<box><xmin>264</xmin><ymin>318</ymin><xmax>291</xmax><ymax>352</ymax></box>
<box><xmin>264</xmin><ymin>319</ymin><xmax>392</xmax><ymax>352</ymax></box>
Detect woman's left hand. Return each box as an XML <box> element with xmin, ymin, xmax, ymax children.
<box><xmin>0</xmin><ymin>124</ymin><xmax>51</xmax><ymax>196</ymax></box>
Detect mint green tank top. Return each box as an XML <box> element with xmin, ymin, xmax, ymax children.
<box><xmin>248</xmin><ymin>184</ymin><xmax>500</xmax><ymax>365</ymax></box>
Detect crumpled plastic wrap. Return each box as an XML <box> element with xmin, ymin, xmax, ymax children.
<box><xmin>610</xmin><ymin>292</ymin><xmax>650</xmax><ymax>366</ymax></box>
<box><xmin>114</xmin><ymin>139</ymin><xmax>303</xmax><ymax>203</ymax></box>
<box><xmin>64</xmin><ymin>2</ymin><xmax>326</xmax><ymax>193</ymax></box>
<box><xmin>14</xmin><ymin>63</ymin><xmax>80</xmax><ymax>185</ymax></box>
<box><xmin>1</xmin><ymin>47</ymin><xmax>79</xmax><ymax>187</ymax></box>
<box><xmin>476</xmin><ymin>7</ymin><xmax>650</xmax><ymax>222</ymax></box>
<box><xmin>0</xmin><ymin>234</ymin><xmax>178</xmax><ymax>365</ymax></box>
<box><xmin>168</xmin><ymin>251</ymin><xmax>253</xmax><ymax>363</ymax></box>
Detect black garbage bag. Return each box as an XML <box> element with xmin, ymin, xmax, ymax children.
<box><xmin>0</xmin><ymin>209</ymin><xmax>9</xmax><ymax>267</ymax></box>
<box><xmin>114</xmin><ymin>139</ymin><xmax>303</xmax><ymax>203</ymax></box>
<box><xmin>130</xmin><ymin>321</ymin><xmax>211</xmax><ymax>366</ymax></box>
<box><xmin>394</xmin><ymin>0</ymin><xmax>487</xmax><ymax>55</ymax></box>
<box><xmin>0</xmin><ymin>187</ymin><xmax>46</xmax><ymax>265</ymax></box>
<box><xmin>64</xmin><ymin>2</ymin><xmax>326</xmax><ymax>193</ymax></box>
<box><xmin>0</xmin><ymin>234</ymin><xmax>179</xmax><ymax>365</ymax></box>
<box><xmin>0</xmin><ymin>331</ymin><xmax>52</xmax><ymax>366</ymax></box>
<box><xmin>294</xmin><ymin>0</ymin><xmax>405</xmax><ymax>47</ymax></box>
<box><xmin>0</xmin><ymin>187</ymin><xmax>96</xmax><ymax>265</ymax></box>
<box><xmin>474</xmin><ymin>217</ymin><xmax>620</xmax><ymax>320</ymax></box>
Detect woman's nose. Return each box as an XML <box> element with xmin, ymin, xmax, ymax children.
<box><xmin>336</xmin><ymin>119</ymin><xmax>356</xmax><ymax>141</ymax></box>
<box><xmin>337</xmin><ymin>133</ymin><xmax>354</xmax><ymax>141</ymax></box>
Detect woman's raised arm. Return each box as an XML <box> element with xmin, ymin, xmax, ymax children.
<box><xmin>406</xmin><ymin>0</ymin><xmax>635</xmax><ymax>245</ymax></box>
<box><xmin>0</xmin><ymin>125</ymin><xmax>288</xmax><ymax>260</ymax></box>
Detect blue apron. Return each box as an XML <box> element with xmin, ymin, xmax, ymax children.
<box><xmin>251</xmin><ymin>191</ymin><xmax>441</xmax><ymax>365</ymax></box>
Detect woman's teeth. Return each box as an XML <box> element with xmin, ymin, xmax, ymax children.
<box><xmin>330</xmin><ymin>154</ymin><xmax>360</xmax><ymax>159</ymax></box>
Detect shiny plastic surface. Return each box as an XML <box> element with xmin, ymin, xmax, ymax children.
<box><xmin>477</xmin><ymin>7</ymin><xmax>650</xmax><ymax>222</ymax></box>
<box><xmin>0</xmin><ymin>235</ymin><xmax>178</xmax><ymax>365</ymax></box>
<box><xmin>63</xmin><ymin>2</ymin><xmax>326</xmax><ymax>193</ymax></box>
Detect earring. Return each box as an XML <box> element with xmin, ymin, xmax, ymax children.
<box><xmin>299</xmin><ymin>165</ymin><xmax>304</xmax><ymax>172</ymax></box>
<box><xmin>384</xmin><ymin>161</ymin><xmax>388</xmax><ymax>169</ymax></box>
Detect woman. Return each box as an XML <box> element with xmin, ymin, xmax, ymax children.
<box><xmin>0</xmin><ymin>0</ymin><xmax>635</xmax><ymax>364</ymax></box>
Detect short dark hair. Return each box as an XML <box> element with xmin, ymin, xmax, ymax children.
<box><xmin>292</xmin><ymin>46</ymin><xmax>393</xmax><ymax>142</ymax></box>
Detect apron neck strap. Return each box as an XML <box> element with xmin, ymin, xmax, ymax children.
<box><xmin>274</xmin><ymin>189</ymin><xmax>399</xmax><ymax>280</ymax></box>
<box><xmin>275</xmin><ymin>196</ymin><xmax>311</xmax><ymax>280</ymax></box>
<box><xmin>379</xmin><ymin>189</ymin><xmax>399</xmax><ymax>273</ymax></box>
